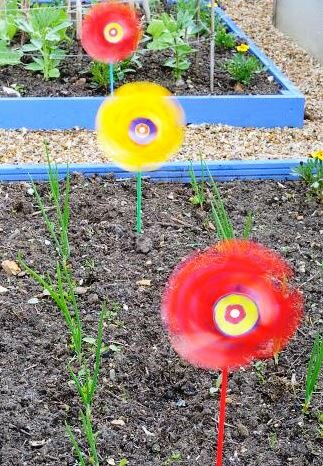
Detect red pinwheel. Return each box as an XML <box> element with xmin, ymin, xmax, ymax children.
<box><xmin>81</xmin><ymin>1</ymin><xmax>142</xmax><ymax>63</ymax></box>
<box><xmin>162</xmin><ymin>239</ymin><xmax>303</xmax><ymax>466</ymax></box>
<box><xmin>162</xmin><ymin>239</ymin><xmax>303</xmax><ymax>371</ymax></box>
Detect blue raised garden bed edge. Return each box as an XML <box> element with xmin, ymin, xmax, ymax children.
<box><xmin>0</xmin><ymin>6</ymin><xmax>304</xmax><ymax>130</ymax></box>
<box><xmin>0</xmin><ymin>159</ymin><xmax>303</xmax><ymax>183</ymax></box>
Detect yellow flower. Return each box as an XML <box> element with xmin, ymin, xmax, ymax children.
<box><xmin>207</xmin><ymin>2</ymin><xmax>218</xmax><ymax>7</ymax></box>
<box><xmin>96</xmin><ymin>82</ymin><xmax>185</xmax><ymax>172</ymax></box>
<box><xmin>311</xmin><ymin>150</ymin><xmax>323</xmax><ymax>161</ymax></box>
<box><xmin>236</xmin><ymin>44</ymin><xmax>250</xmax><ymax>53</ymax></box>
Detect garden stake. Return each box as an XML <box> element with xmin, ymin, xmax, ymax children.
<box><xmin>136</xmin><ymin>171</ymin><xmax>142</xmax><ymax>233</ymax></box>
<box><xmin>109</xmin><ymin>64</ymin><xmax>142</xmax><ymax>235</ymax></box>
<box><xmin>109</xmin><ymin>62</ymin><xmax>114</xmax><ymax>95</ymax></box>
<box><xmin>216</xmin><ymin>367</ymin><xmax>228</xmax><ymax>466</ymax></box>
<box><xmin>210</xmin><ymin>0</ymin><xmax>216</xmax><ymax>92</ymax></box>
<box><xmin>96</xmin><ymin>82</ymin><xmax>184</xmax><ymax>236</ymax></box>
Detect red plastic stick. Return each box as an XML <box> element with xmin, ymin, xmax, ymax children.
<box><xmin>215</xmin><ymin>367</ymin><xmax>229</xmax><ymax>466</ymax></box>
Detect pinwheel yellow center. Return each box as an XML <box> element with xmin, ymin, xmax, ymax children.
<box><xmin>129</xmin><ymin>118</ymin><xmax>158</xmax><ymax>145</ymax></box>
<box><xmin>213</xmin><ymin>293</ymin><xmax>259</xmax><ymax>337</ymax></box>
<box><xmin>103</xmin><ymin>22</ymin><xmax>124</xmax><ymax>44</ymax></box>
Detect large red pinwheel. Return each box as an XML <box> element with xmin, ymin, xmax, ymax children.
<box><xmin>81</xmin><ymin>1</ymin><xmax>142</xmax><ymax>63</ymax></box>
<box><xmin>162</xmin><ymin>239</ymin><xmax>303</xmax><ymax>371</ymax></box>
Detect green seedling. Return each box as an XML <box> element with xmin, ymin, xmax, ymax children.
<box><xmin>19</xmin><ymin>146</ymin><xmax>83</xmax><ymax>357</ymax></box>
<box><xmin>254</xmin><ymin>361</ymin><xmax>266</xmax><ymax>384</ymax></box>
<box><xmin>106</xmin><ymin>302</ymin><xmax>123</xmax><ymax>327</ymax></box>
<box><xmin>90</xmin><ymin>53</ymin><xmax>142</xmax><ymax>92</ymax></box>
<box><xmin>163</xmin><ymin>451</ymin><xmax>182</xmax><ymax>465</ymax></box>
<box><xmin>317</xmin><ymin>412</ymin><xmax>323</xmax><ymax>438</ymax></box>
<box><xmin>83</xmin><ymin>258</ymin><xmax>96</xmax><ymax>270</ymax></box>
<box><xmin>268</xmin><ymin>431</ymin><xmax>278</xmax><ymax>450</ymax></box>
<box><xmin>68</xmin><ymin>307</ymin><xmax>106</xmax><ymax>408</ymax></box>
<box><xmin>292</xmin><ymin>155</ymin><xmax>323</xmax><ymax>202</ymax></box>
<box><xmin>206</xmin><ymin>165</ymin><xmax>235</xmax><ymax>240</ymax></box>
<box><xmin>189</xmin><ymin>161</ymin><xmax>253</xmax><ymax>240</ymax></box>
<box><xmin>119</xmin><ymin>460</ymin><xmax>129</xmax><ymax>466</ymax></box>
<box><xmin>215</xmin><ymin>26</ymin><xmax>236</xmax><ymax>49</ymax></box>
<box><xmin>210</xmin><ymin>373</ymin><xmax>223</xmax><ymax>396</ymax></box>
<box><xmin>303</xmin><ymin>333</ymin><xmax>323</xmax><ymax>412</ymax></box>
<box><xmin>225</xmin><ymin>53</ymin><xmax>263</xmax><ymax>85</ymax></box>
<box><xmin>188</xmin><ymin>160</ymin><xmax>205</xmax><ymax>207</ymax></box>
<box><xmin>21</xmin><ymin>147</ymin><xmax>107</xmax><ymax>465</ymax></box>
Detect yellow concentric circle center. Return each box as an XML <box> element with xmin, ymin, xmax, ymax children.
<box><xmin>213</xmin><ymin>293</ymin><xmax>259</xmax><ymax>337</ymax></box>
<box><xmin>103</xmin><ymin>22</ymin><xmax>124</xmax><ymax>44</ymax></box>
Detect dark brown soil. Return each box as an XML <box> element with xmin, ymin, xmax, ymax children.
<box><xmin>0</xmin><ymin>176</ymin><xmax>322</xmax><ymax>466</ymax></box>
<box><xmin>0</xmin><ymin>37</ymin><xmax>279</xmax><ymax>98</ymax></box>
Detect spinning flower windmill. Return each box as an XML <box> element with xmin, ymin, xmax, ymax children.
<box><xmin>96</xmin><ymin>81</ymin><xmax>185</xmax><ymax>232</ymax></box>
<box><xmin>81</xmin><ymin>1</ymin><xmax>142</xmax><ymax>93</ymax></box>
<box><xmin>162</xmin><ymin>239</ymin><xmax>303</xmax><ymax>466</ymax></box>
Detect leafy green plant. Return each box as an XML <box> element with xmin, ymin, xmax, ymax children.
<box><xmin>147</xmin><ymin>11</ymin><xmax>196</xmax><ymax>81</ymax></box>
<box><xmin>215</xmin><ymin>26</ymin><xmax>236</xmax><ymax>49</ymax></box>
<box><xmin>225</xmin><ymin>53</ymin><xmax>263</xmax><ymax>85</ymax></box>
<box><xmin>292</xmin><ymin>152</ymin><xmax>323</xmax><ymax>202</ymax></box>
<box><xmin>0</xmin><ymin>0</ymin><xmax>20</xmax><ymax>42</ymax></box>
<box><xmin>0</xmin><ymin>39</ymin><xmax>22</xmax><ymax>66</ymax></box>
<box><xmin>176</xmin><ymin>0</ymin><xmax>201</xmax><ymax>37</ymax></box>
<box><xmin>0</xmin><ymin>0</ymin><xmax>22</xmax><ymax>66</ymax></box>
<box><xmin>17</xmin><ymin>5</ymin><xmax>72</xmax><ymax>80</ymax></box>
<box><xmin>176</xmin><ymin>0</ymin><xmax>216</xmax><ymax>35</ymax></box>
<box><xmin>303</xmin><ymin>333</ymin><xmax>323</xmax><ymax>412</ymax></box>
<box><xmin>90</xmin><ymin>53</ymin><xmax>142</xmax><ymax>91</ymax></box>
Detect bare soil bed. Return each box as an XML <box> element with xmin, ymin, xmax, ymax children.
<box><xmin>0</xmin><ymin>39</ymin><xmax>279</xmax><ymax>98</ymax></box>
<box><xmin>0</xmin><ymin>176</ymin><xmax>322</xmax><ymax>466</ymax></box>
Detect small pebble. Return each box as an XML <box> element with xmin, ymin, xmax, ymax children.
<box><xmin>237</xmin><ymin>422</ymin><xmax>249</xmax><ymax>438</ymax></box>
<box><xmin>88</xmin><ymin>293</ymin><xmax>99</xmax><ymax>304</ymax></box>
<box><xmin>136</xmin><ymin>236</ymin><xmax>153</xmax><ymax>254</ymax></box>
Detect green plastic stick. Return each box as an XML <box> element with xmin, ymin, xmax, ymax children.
<box><xmin>136</xmin><ymin>171</ymin><xmax>142</xmax><ymax>234</ymax></box>
<box><xmin>109</xmin><ymin>63</ymin><xmax>114</xmax><ymax>95</ymax></box>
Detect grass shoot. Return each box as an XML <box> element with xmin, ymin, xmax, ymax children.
<box><xmin>303</xmin><ymin>333</ymin><xmax>323</xmax><ymax>412</ymax></box>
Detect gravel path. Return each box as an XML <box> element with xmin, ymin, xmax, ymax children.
<box><xmin>0</xmin><ymin>0</ymin><xmax>322</xmax><ymax>165</ymax></box>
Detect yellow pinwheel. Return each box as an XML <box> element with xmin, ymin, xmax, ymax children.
<box><xmin>96</xmin><ymin>82</ymin><xmax>185</xmax><ymax>172</ymax></box>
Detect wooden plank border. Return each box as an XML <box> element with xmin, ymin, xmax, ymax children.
<box><xmin>0</xmin><ymin>159</ymin><xmax>303</xmax><ymax>183</ymax></box>
<box><xmin>0</xmin><ymin>5</ymin><xmax>304</xmax><ymax>129</ymax></box>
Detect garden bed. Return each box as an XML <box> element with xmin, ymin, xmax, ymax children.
<box><xmin>0</xmin><ymin>38</ymin><xmax>280</xmax><ymax>98</ymax></box>
<box><xmin>0</xmin><ymin>3</ymin><xmax>304</xmax><ymax>128</ymax></box>
<box><xmin>0</xmin><ymin>175</ymin><xmax>322</xmax><ymax>465</ymax></box>
<box><xmin>0</xmin><ymin>1</ymin><xmax>279</xmax><ymax>98</ymax></box>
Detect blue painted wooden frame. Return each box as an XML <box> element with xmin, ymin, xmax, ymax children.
<box><xmin>0</xmin><ymin>6</ymin><xmax>304</xmax><ymax>129</ymax></box>
<box><xmin>0</xmin><ymin>159</ymin><xmax>303</xmax><ymax>183</ymax></box>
